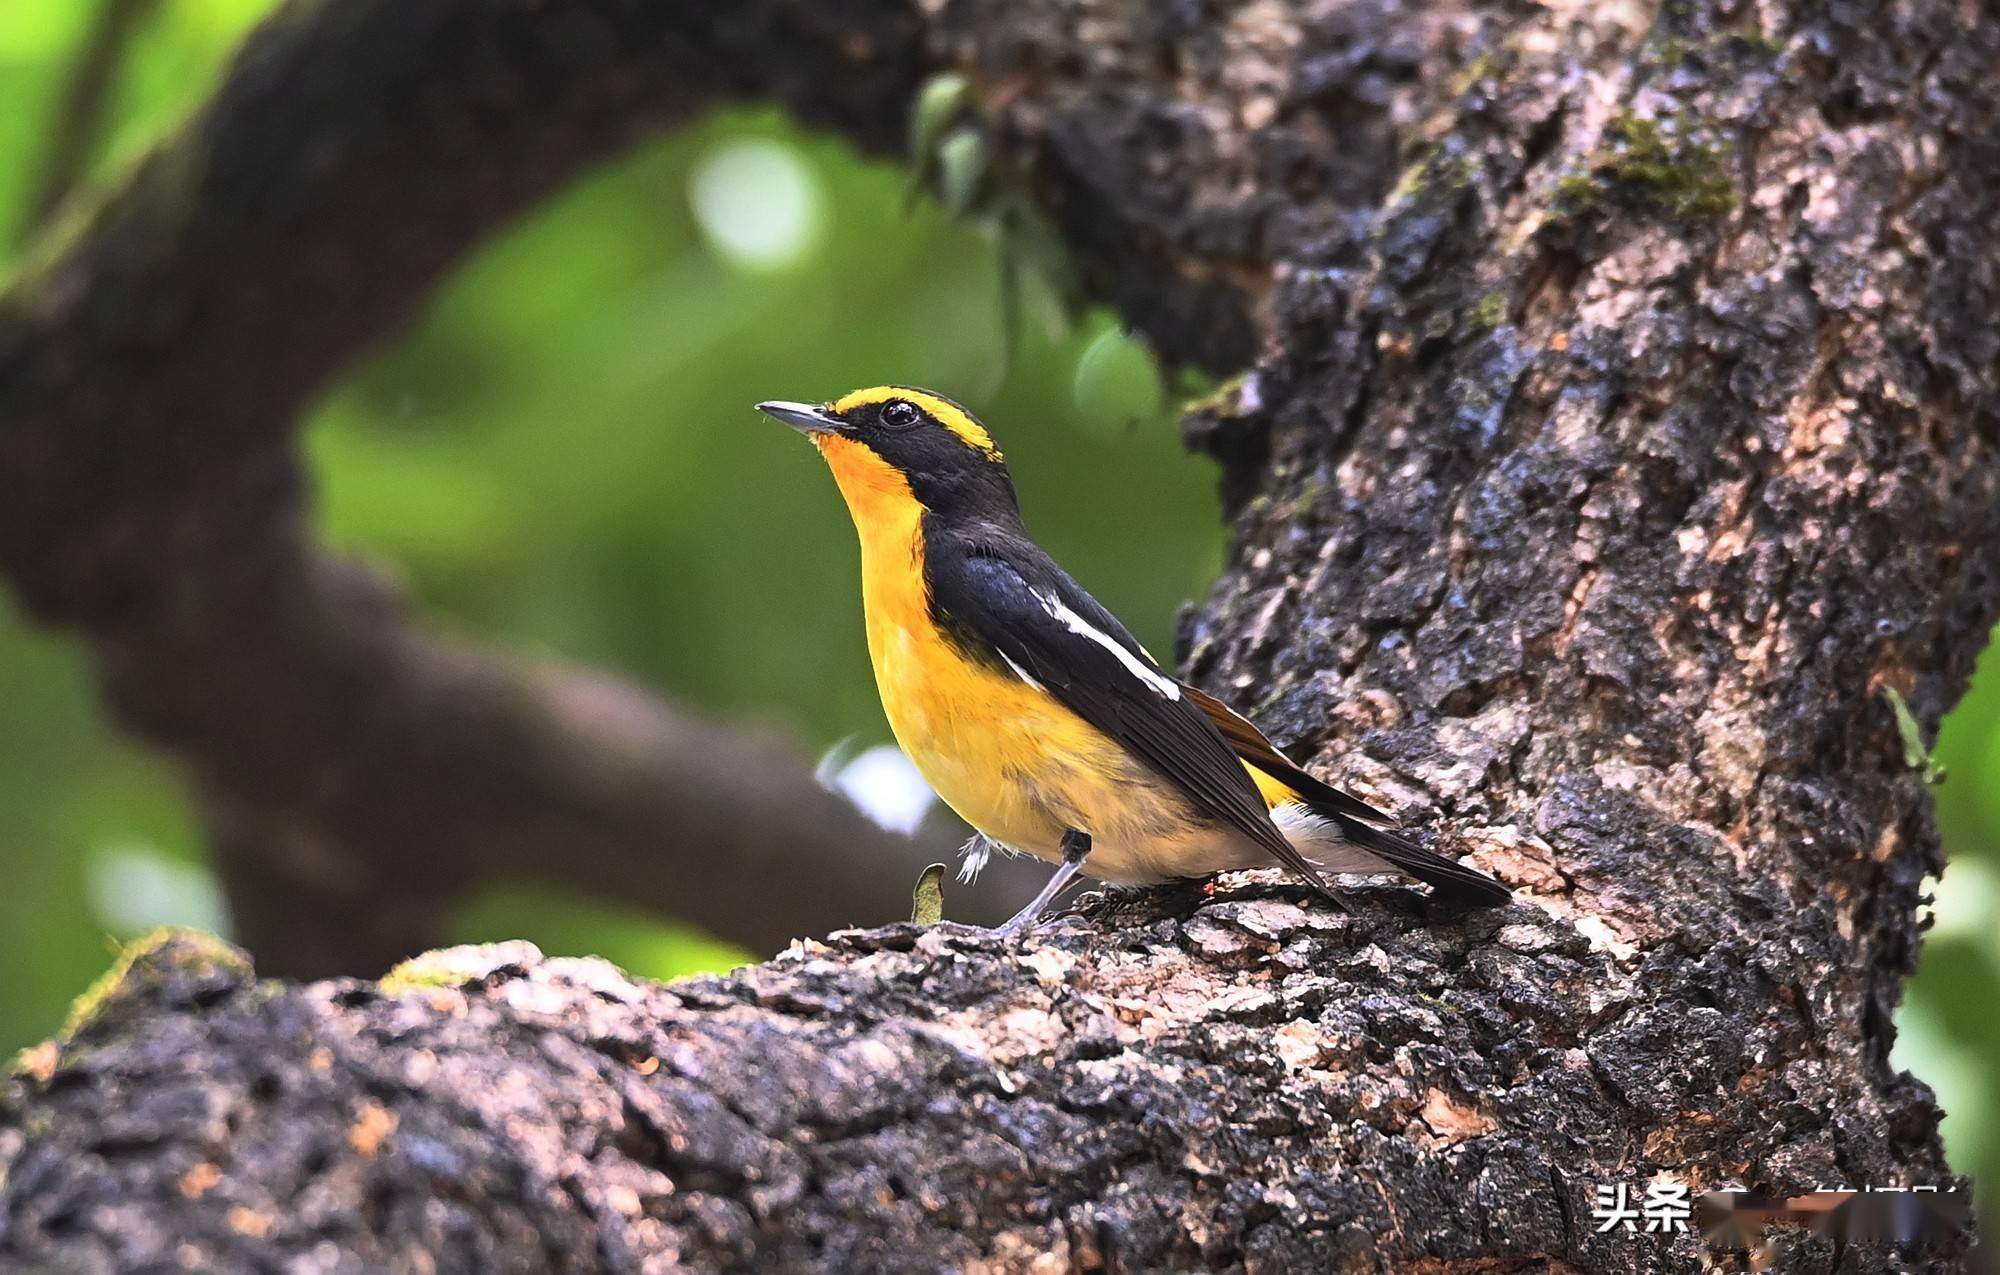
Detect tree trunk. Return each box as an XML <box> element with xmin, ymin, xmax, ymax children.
<box><xmin>3</xmin><ymin>0</ymin><xmax>1995</xmax><ymax>1271</ymax></box>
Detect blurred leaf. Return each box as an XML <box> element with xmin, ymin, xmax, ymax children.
<box><xmin>910</xmin><ymin>863</ymin><xmax>947</xmax><ymax>925</ymax></box>
<box><xmin>933</xmin><ymin>126</ymin><xmax>988</xmax><ymax>219</ymax></box>
<box><xmin>0</xmin><ymin>2</ymin><xmax>90</xmax><ymax>59</ymax></box>
<box><xmin>1883</xmin><ymin>686</ymin><xmax>1947</xmax><ymax>785</ymax></box>
<box><xmin>1071</xmin><ymin>318</ymin><xmax>1163</xmax><ymax>431</ymax></box>
<box><xmin>904</xmin><ymin>71</ymin><xmax>972</xmax><ymax>211</ymax></box>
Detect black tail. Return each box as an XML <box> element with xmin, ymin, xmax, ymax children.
<box><xmin>1331</xmin><ymin>813</ymin><xmax>1512</xmax><ymax>907</ymax></box>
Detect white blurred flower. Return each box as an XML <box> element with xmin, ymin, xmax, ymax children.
<box><xmin>816</xmin><ymin>740</ymin><xmax>937</xmax><ymax>836</ymax></box>
<box><xmin>688</xmin><ymin>138</ymin><xmax>825</xmax><ymax>270</ymax></box>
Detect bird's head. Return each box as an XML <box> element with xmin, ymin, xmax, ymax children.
<box><xmin>757</xmin><ymin>386</ymin><xmax>1017</xmax><ymax>521</ymax></box>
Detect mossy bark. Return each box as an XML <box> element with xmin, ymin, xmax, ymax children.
<box><xmin>3</xmin><ymin>0</ymin><xmax>1997</xmax><ymax>1271</ymax></box>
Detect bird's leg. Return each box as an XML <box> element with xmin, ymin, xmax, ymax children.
<box><xmin>995</xmin><ymin>829</ymin><xmax>1092</xmax><ymax>935</ymax></box>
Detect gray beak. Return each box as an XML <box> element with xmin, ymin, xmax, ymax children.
<box><xmin>756</xmin><ymin>400</ymin><xmax>841</xmax><ymax>435</ymax></box>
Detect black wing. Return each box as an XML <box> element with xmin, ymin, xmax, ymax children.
<box><xmin>925</xmin><ymin>525</ymin><xmax>1334</xmax><ymax>897</ymax></box>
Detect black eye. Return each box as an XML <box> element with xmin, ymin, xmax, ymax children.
<box><xmin>880</xmin><ymin>399</ymin><xmax>921</xmax><ymax>429</ymax></box>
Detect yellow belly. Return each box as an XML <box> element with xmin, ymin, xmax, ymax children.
<box><xmin>871</xmin><ymin>607</ymin><xmax>1262</xmax><ymax>881</ymax></box>
<box><xmin>872</xmin><ymin>610</ymin><xmax>1116</xmax><ymax>847</ymax></box>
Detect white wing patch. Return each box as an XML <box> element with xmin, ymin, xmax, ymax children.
<box><xmin>1035</xmin><ymin>590</ymin><xmax>1182</xmax><ymax>700</ymax></box>
<box><xmin>997</xmin><ymin>650</ymin><xmax>1044</xmax><ymax>691</ymax></box>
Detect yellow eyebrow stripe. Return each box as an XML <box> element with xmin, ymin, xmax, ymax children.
<box><xmin>832</xmin><ymin>384</ymin><xmax>1002</xmax><ymax>458</ymax></box>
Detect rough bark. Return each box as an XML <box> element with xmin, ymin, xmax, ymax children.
<box><xmin>3</xmin><ymin>0</ymin><xmax>1996</xmax><ymax>1271</ymax></box>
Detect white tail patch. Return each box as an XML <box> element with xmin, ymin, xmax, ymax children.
<box><xmin>1270</xmin><ymin>802</ymin><xmax>1397</xmax><ymax>875</ymax></box>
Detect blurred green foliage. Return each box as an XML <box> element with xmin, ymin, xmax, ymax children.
<box><xmin>0</xmin><ymin>0</ymin><xmax>1993</xmax><ymax>1222</ymax></box>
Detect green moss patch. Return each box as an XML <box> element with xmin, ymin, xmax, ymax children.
<box><xmin>1556</xmin><ymin>112</ymin><xmax>1736</xmax><ymax>221</ymax></box>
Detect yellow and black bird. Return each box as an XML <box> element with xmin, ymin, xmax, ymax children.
<box><xmin>757</xmin><ymin>386</ymin><xmax>1509</xmax><ymax>932</ymax></box>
